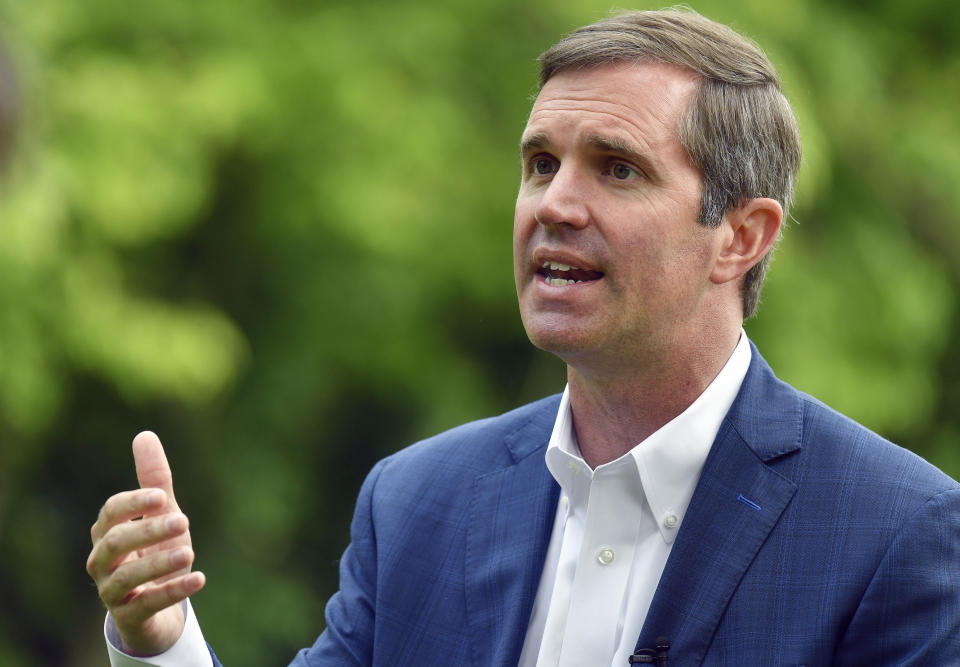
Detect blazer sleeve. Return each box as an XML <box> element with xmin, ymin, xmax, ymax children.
<box><xmin>835</xmin><ymin>486</ymin><xmax>960</xmax><ymax>664</ymax></box>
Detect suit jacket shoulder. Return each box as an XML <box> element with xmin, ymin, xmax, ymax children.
<box><xmin>373</xmin><ymin>393</ymin><xmax>561</xmax><ymax>491</ymax></box>
<box><xmin>638</xmin><ymin>342</ymin><xmax>960</xmax><ymax>665</ymax></box>
<box><xmin>297</xmin><ymin>394</ymin><xmax>561</xmax><ymax>667</ymax></box>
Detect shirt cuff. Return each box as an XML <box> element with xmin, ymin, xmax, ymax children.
<box><xmin>104</xmin><ymin>598</ymin><xmax>213</xmax><ymax>667</ymax></box>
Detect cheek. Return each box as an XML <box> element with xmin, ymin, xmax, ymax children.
<box><xmin>513</xmin><ymin>198</ymin><xmax>536</xmax><ymax>249</ymax></box>
<box><xmin>514</xmin><ymin>191</ymin><xmax>534</xmax><ymax>225</ymax></box>
<box><xmin>513</xmin><ymin>203</ymin><xmax>531</xmax><ymax>284</ymax></box>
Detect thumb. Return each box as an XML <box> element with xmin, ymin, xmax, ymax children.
<box><xmin>132</xmin><ymin>431</ymin><xmax>178</xmax><ymax>509</ymax></box>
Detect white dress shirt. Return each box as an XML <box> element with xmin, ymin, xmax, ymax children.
<box><xmin>106</xmin><ymin>334</ymin><xmax>751</xmax><ymax>667</ymax></box>
<box><xmin>105</xmin><ymin>599</ymin><xmax>212</xmax><ymax>667</ymax></box>
<box><xmin>518</xmin><ymin>333</ymin><xmax>751</xmax><ymax>666</ymax></box>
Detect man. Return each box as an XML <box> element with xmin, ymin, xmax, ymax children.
<box><xmin>88</xmin><ymin>9</ymin><xmax>960</xmax><ymax>665</ymax></box>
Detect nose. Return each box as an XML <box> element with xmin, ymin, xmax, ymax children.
<box><xmin>534</xmin><ymin>166</ymin><xmax>590</xmax><ymax>230</ymax></box>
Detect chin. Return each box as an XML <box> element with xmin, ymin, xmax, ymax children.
<box><xmin>522</xmin><ymin>321</ymin><xmax>592</xmax><ymax>359</ymax></box>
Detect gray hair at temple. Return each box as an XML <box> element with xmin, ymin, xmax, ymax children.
<box><xmin>538</xmin><ymin>8</ymin><xmax>802</xmax><ymax>319</ymax></box>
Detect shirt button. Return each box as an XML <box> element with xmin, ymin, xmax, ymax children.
<box><xmin>567</xmin><ymin>460</ymin><xmax>579</xmax><ymax>474</ymax></box>
<box><xmin>597</xmin><ymin>547</ymin><xmax>615</xmax><ymax>565</ymax></box>
<box><xmin>560</xmin><ymin>496</ymin><xmax>569</xmax><ymax>511</ymax></box>
<box><xmin>663</xmin><ymin>514</ymin><xmax>679</xmax><ymax>529</ymax></box>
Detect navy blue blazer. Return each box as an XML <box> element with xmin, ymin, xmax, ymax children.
<box><xmin>215</xmin><ymin>344</ymin><xmax>960</xmax><ymax>665</ymax></box>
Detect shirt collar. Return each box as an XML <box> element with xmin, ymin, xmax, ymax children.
<box><xmin>545</xmin><ymin>331</ymin><xmax>752</xmax><ymax>544</ymax></box>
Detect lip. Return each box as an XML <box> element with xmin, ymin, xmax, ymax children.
<box><xmin>527</xmin><ymin>248</ymin><xmax>606</xmax><ymax>291</ymax></box>
<box><xmin>531</xmin><ymin>248</ymin><xmax>602</xmax><ymax>273</ymax></box>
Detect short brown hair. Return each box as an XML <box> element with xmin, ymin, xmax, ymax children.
<box><xmin>539</xmin><ymin>9</ymin><xmax>802</xmax><ymax>318</ymax></box>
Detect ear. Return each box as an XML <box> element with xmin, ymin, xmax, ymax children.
<box><xmin>710</xmin><ymin>197</ymin><xmax>783</xmax><ymax>285</ymax></box>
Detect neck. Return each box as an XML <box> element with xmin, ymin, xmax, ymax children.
<box><xmin>567</xmin><ymin>327</ymin><xmax>741</xmax><ymax>468</ymax></box>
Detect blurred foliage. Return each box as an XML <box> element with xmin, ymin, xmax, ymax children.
<box><xmin>0</xmin><ymin>0</ymin><xmax>957</xmax><ymax>664</ymax></box>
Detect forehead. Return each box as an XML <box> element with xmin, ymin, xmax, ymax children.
<box><xmin>522</xmin><ymin>62</ymin><xmax>698</xmax><ymax>159</ymax></box>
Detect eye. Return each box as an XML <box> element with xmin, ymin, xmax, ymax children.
<box><xmin>532</xmin><ymin>157</ymin><xmax>557</xmax><ymax>176</ymax></box>
<box><xmin>611</xmin><ymin>162</ymin><xmax>635</xmax><ymax>180</ymax></box>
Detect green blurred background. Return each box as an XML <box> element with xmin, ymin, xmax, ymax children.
<box><xmin>0</xmin><ymin>0</ymin><xmax>957</xmax><ymax>664</ymax></box>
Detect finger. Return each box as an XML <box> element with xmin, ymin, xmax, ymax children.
<box><xmin>98</xmin><ymin>545</ymin><xmax>196</xmax><ymax>608</ymax></box>
<box><xmin>91</xmin><ymin>489</ymin><xmax>167</xmax><ymax>544</ymax></box>
<box><xmin>112</xmin><ymin>571</ymin><xmax>206</xmax><ymax>627</ymax></box>
<box><xmin>132</xmin><ymin>431</ymin><xmax>177</xmax><ymax>507</ymax></box>
<box><xmin>88</xmin><ymin>513</ymin><xmax>189</xmax><ymax>579</ymax></box>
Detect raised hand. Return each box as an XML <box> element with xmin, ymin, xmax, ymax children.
<box><xmin>87</xmin><ymin>431</ymin><xmax>206</xmax><ymax>655</ymax></box>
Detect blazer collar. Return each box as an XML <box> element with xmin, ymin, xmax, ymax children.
<box><xmin>727</xmin><ymin>341</ymin><xmax>805</xmax><ymax>462</ymax></box>
<box><xmin>635</xmin><ymin>343</ymin><xmax>803</xmax><ymax>664</ymax></box>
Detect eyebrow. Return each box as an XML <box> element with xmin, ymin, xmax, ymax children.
<box><xmin>519</xmin><ymin>132</ymin><xmax>549</xmax><ymax>158</ymax></box>
<box><xmin>518</xmin><ymin>131</ymin><xmax>659</xmax><ymax>178</ymax></box>
<box><xmin>585</xmin><ymin>135</ymin><xmax>658</xmax><ymax>176</ymax></box>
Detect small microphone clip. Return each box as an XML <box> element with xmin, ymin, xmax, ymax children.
<box><xmin>628</xmin><ymin>636</ymin><xmax>670</xmax><ymax>665</ymax></box>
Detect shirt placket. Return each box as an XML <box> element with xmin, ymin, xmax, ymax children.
<box><xmin>559</xmin><ymin>460</ymin><xmax>643</xmax><ymax>666</ymax></box>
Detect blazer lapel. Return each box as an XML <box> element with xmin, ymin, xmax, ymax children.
<box><xmin>466</xmin><ymin>400</ymin><xmax>561</xmax><ymax>667</ymax></box>
<box><xmin>636</xmin><ymin>345</ymin><xmax>802</xmax><ymax>665</ymax></box>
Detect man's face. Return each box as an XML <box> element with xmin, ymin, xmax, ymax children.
<box><xmin>513</xmin><ymin>62</ymin><xmax>725</xmax><ymax>370</ymax></box>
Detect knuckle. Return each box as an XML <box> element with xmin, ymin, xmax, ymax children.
<box><xmin>104</xmin><ymin>574</ymin><xmax>139</xmax><ymax>609</ymax></box>
<box><xmin>101</xmin><ymin>494</ymin><xmax>121</xmax><ymax>519</ymax></box>
<box><xmin>110</xmin><ymin>569</ymin><xmax>130</xmax><ymax>594</ymax></box>
<box><xmin>151</xmin><ymin>515</ymin><xmax>171</xmax><ymax>537</ymax></box>
<box><xmin>85</xmin><ymin>551</ymin><xmax>98</xmax><ymax>578</ymax></box>
<box><xmin>106</xmin><ymin>490</ymin><xmax>127</xmax><ymax>504</ymax></box>
<box><xmin>96</xmin><ymin>578</ymin><xmax>115</xmax><ymax>606</ymax></box>
<box><xmin>103</xmin><ymin>530</ymin><xmax>123</xmax><ymax>555</ymax></box>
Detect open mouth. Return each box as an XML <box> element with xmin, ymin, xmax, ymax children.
<box><xmin>538</xmin><ymin>261</ymin><xmax>604</xmax><ymax>287</ymax></box>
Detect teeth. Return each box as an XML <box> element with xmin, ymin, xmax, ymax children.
<box><xmin>540</xmin><ymin>261</ymin><xmax>580</xmax><ymax>271</ymax></box>
<box><xmin>546</xmin><ymin>278</ymin><xmax>584</xmax><ymax>287</ymax></box>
